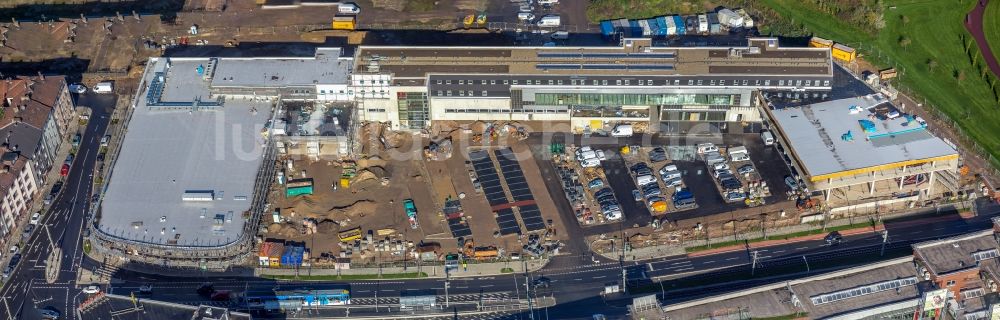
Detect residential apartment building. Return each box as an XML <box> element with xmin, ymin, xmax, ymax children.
<box><xmin>0</xmin><ymin>150</ymin><xmax>37</xmax><ymax>241</ymax></box>
<box><xmin>0</xmin><ymin>75</ymin><xmax>75</xmax><ymax>241</ymax></box>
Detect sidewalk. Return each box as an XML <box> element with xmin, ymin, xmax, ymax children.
<box><xmin>687</xmin><ymin>223</ymin><xmax>885</xmax><ymax>257</ymax></box>
<box><xmin>597</xmin><ymin>201</ymin><xmax>974</xmax><ymax>262</ymax></box>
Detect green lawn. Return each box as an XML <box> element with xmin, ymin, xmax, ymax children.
<box><xmin>985</xmin><ymin>0</ymin><xmax>1000</xmax><ymax>63</ymax></box>
<box><xmin>685</xmin><ymin>221</ymin><xmax>882</xmax><ymax>253</ymax></box>
<box><xmin>586</xmin><ymin>0</ymin><xmax>711</xmax><ymax>22</ymax></box>
<box><xmin>759</xmin><ymin>0</ymin><xmax>1000</xmax><ymax>168</ymax></box>
<box><xmin>262</xmin><ymin>272</ymin><xmax>428</xmax><ymax>281</ymax></box>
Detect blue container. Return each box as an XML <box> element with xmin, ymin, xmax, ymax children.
<box><xmin>280</xmin><ymin>246</ymin><xmax>305</xmax><ymax>266</ymax></box>
<box><xmin>655</xmin><ymin>17</ymin><xmax>669</xmax><ymax>36</ymax></box>
<box><xmin>600</xmin><ymin>20</ymin><xmax>615</xmax><ymax>37</ymax></box>
<box><xmin>673</xmin><ymin>15</ymin><xmax>686</xmax><ymax>35</ymax></box>
<box><xmin>629</xmin><ymin>20</ymin><xmax>641</xmax><ymax>37</ymax></box>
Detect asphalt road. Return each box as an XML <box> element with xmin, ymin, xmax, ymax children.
<box><xmin>0</xmin><ymin>93</ymin><xmax>115</xmax><ymax>320</ymax></box>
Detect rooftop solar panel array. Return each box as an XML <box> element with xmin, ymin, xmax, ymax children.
<box><xmin>495</xmin><ymin>208</ymin><xmax>522</xmax><ymax>235</ymax></box>
<box><xmin>470</xmin><ymin>150</ymin><xmax>508</xmax><ymax>206</ymax></box>
<box><xmin>494</xmin><ymin>149</ymin><xmax>533</xmax><ymax>202</ymax></box>
<box><xmin>517</xmin><ymin>204</ymin><xmax>546</xmax><ymax>232</ymax></box>
<box><xmin>447</xmin><ymin>217</ymin><xmax>472</xmax><ymax>238</ymax></box>
<box><xmin>494</xmin><ymin>148</ymin><xmax>545</xmax><ymax>232</ymax></box>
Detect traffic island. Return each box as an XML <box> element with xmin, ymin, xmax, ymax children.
<box><xmin>45</xmin><ymin>248</ymin><xmax>62</xmax><ymax>284</ymax></box>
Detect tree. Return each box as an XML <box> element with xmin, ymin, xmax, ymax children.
<box><xmin>927</xmin><ymin>59</ymin><xmax>938</xmax><ymax>72</ymax></box>
<box><xmin>900</xmin><ymin>14</ymin><xmax>909</xmax><ymax>25</ymax></box>
<box><xmin>898</xmin><ymin>36</ymin><xmax>911</xmax><ymax>50</ymax></box>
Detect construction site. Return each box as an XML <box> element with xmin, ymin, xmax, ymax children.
<box><xmin>261</xmin><ymin>120</ymin><xmax>567</xmax><ymax>268</ymax></box>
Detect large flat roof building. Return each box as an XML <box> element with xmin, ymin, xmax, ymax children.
<box><xmin>352</xmin><ymin>38</ymin><xmax>834</xmax><ymax>132</ymax></box>
<box><xmin>98</xmin><ymin>57</ymin><xmax>272</xmax><ymax>247</ymax></box>
<box><xmin>95</xmin><ymin>49</ymin><xmax>353</xmax><ymax>262</ymax></box>
<box><xmin>761</xmin><ymin>94</ymin><xmax>960</xmax><ymax>210</ymax></box>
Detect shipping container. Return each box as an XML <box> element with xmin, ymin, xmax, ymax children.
<box><xmin>697</xmin><ymin>14</ymin><xmax>708</xmax><ymax>33</ymax></box>
<box><xmin>286</xmin><ymin>178</ymin><xmax>313</xmax><ymax>188</ymax></box>
<box><xmin>656</xmin><ymin>16</ymin><xmax>670</xmax><ymax>36</ymax></box>
<box><xmin>662</xmin><ymin>16</ymin><xmax>676</xmax><ymax>35</ymax></box>
<box><xmin>685</xmin><ymin>16</ymin><xmax>698</xmax><ymax>33</ymax></box>
<box><xmin>280</xmin><ymin>246</ymin><xmax>305</xmax><ymax>266</ymax></box>
<box><xmin>809</xmin><ymin>37</ymin><xmax>834</xmax><ymax>48</ymax></box>
<box><xmin>331</xmin><ymin>16</ymin><xmax>355</xmax><ymax>30</ymax></box>
<box><xmin>260</xmin><ymin>242</ymin><xmax>285</xmax><ymax>267</ymax></box>
<box><xmin>832</xmin><ymin>43</ymin><xmax>857</xmax><ymax>62</ymax></box>
<box><xmin>600</xmin><ymin>20</ymin><xmax>614</xmax><ymax>37</ymax></box>
<box><xmin>286</xmin><ymin>186</ymin><xmax>313</xmax><ymax>197</ymax></box>
<box><xmin>717</xmin><ymin>8</ymin><xmax>744</xmax><ymax>28</ymax></box>
<box><xmin>629</xmin><ymin>20</ymin><xmax>641</xmax><ymax>37</ymax></box>
<box><xmin>673</xmin><ymin>16</ymin><xmax>686</xmax><ymax>34</ymax></box>
<box><xmin>639</xmin><ymin>19</ymin><xmax>651</xmax><ymax>37</ymax></box>
<box><xmin>537</xmin><ymin>15</ymin><xmax>561</xmax><ymax>27</ymax></box>
<box><xmin>707</xmin><ymin>13</ymin><xmax>721</xmax><ymax>34</ymax></box>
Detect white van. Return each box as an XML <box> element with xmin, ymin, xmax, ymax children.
<box><xmin>761</xmin><ymin>131</ymin><xmax>775</xmax><ymax>146</ymax></box>
<box><xmin>518</xmin><ymin>12</ymin><xmax>535</xmax><ymax>21</ymax></box>
<box><xmin>338</xmin><ymin>3</ymin><xmax>360</xmax><ymax>14</ymax></box>
<box><xmin>728</xmin><ymin>146</ymin><xmax>750</xmax><ymax>162</ymax></box>
<box><xmin>551</xmin><ymin>31</ymin><xmax>570</xmax><ymax>40</ymax></box>
<box><xmin>93</xmin><ymin>81</ymin><xmax>114</xmax><ymax>94</ymax></box>
<box><xmin>636</xmin><ymin>175</ymin><xmax>656</xmax><ymax>186</ymax></box>
<box><xmin>705</xmin><ymin>153</ymin><xmax>725</xmax><ymax>165</ymax></box>
<box><xmin>537</xmin><ymin>15</ymin><xmax>561</xmax><ymax>27</ymax></box>
<box><xmin>611</xmin><ymin>124</ymin><xmax>633</xmax><ymax>137</ymax></box>
<box><xmin>696</xmin><ymin>143</ymin><xmax>718</xmax><ymax>154</ymax></box>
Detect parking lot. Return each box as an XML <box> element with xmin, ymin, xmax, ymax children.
<box><xmin>539</xmin><ymin>133</ymin><xmax>796</xmax><ymax>229</ymax></box>
<box><xmin>618</xmin><ymin>146</ymin><xmax>698</xmax><ymax>216</ymax></box>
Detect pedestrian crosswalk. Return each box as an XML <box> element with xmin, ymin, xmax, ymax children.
<box><xmin>94</xmin><ymin>264</ymin><xmax>118</xmax><ymax>279</ymax></box>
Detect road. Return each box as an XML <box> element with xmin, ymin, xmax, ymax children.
<box><xmin>0</xmin><ymin>93</ymin><xmax>115</xmax><ymax>320</ymax></box>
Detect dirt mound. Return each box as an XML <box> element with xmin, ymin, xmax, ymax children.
<box><xmin>267</xmin><ymin>223</ymin><xmax>300</xmax><ymax>237</ymax></box>
<box><xmin>352</xmin><ymin>170</ymin><xmax>380</xmax><ymax>186</ymax></box>
<box><xmin>325</xmin><ymin>199</ymin><xmax>378</xmax><ymax>218</ymax></box>
<box><xmin>357</xmin><ymin>155</ymin><xmax>388</xmax><ymax>170</ymax></box>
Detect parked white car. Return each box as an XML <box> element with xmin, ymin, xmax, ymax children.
<box><xmin>581</xmin><ymin>158</ymin><xmax>601</xmax><ymax>168</ymax></box>
<box><xmin>82</xmin><ymin>285</ymin><xmax>101</xmax><ymax>294</ymax></box>
<box><xmin>68</xmin><ymin>83</ymin><xmax>87</xmax><ymax>94</ymax></box>
<box><xmin>29</xmin><ymin>212</ymin><xmax>40</xmax><ymax>225</ymax></box>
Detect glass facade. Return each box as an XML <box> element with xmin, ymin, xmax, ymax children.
<box><xmin>397</xmin><ymin>92</ymin><xmax>429</xmax><ymax>129</ymax></box>
<box><xmin>535</xmin><ymin>93</ymin><xmax>738</xmax><ymax>106</ymax></box>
